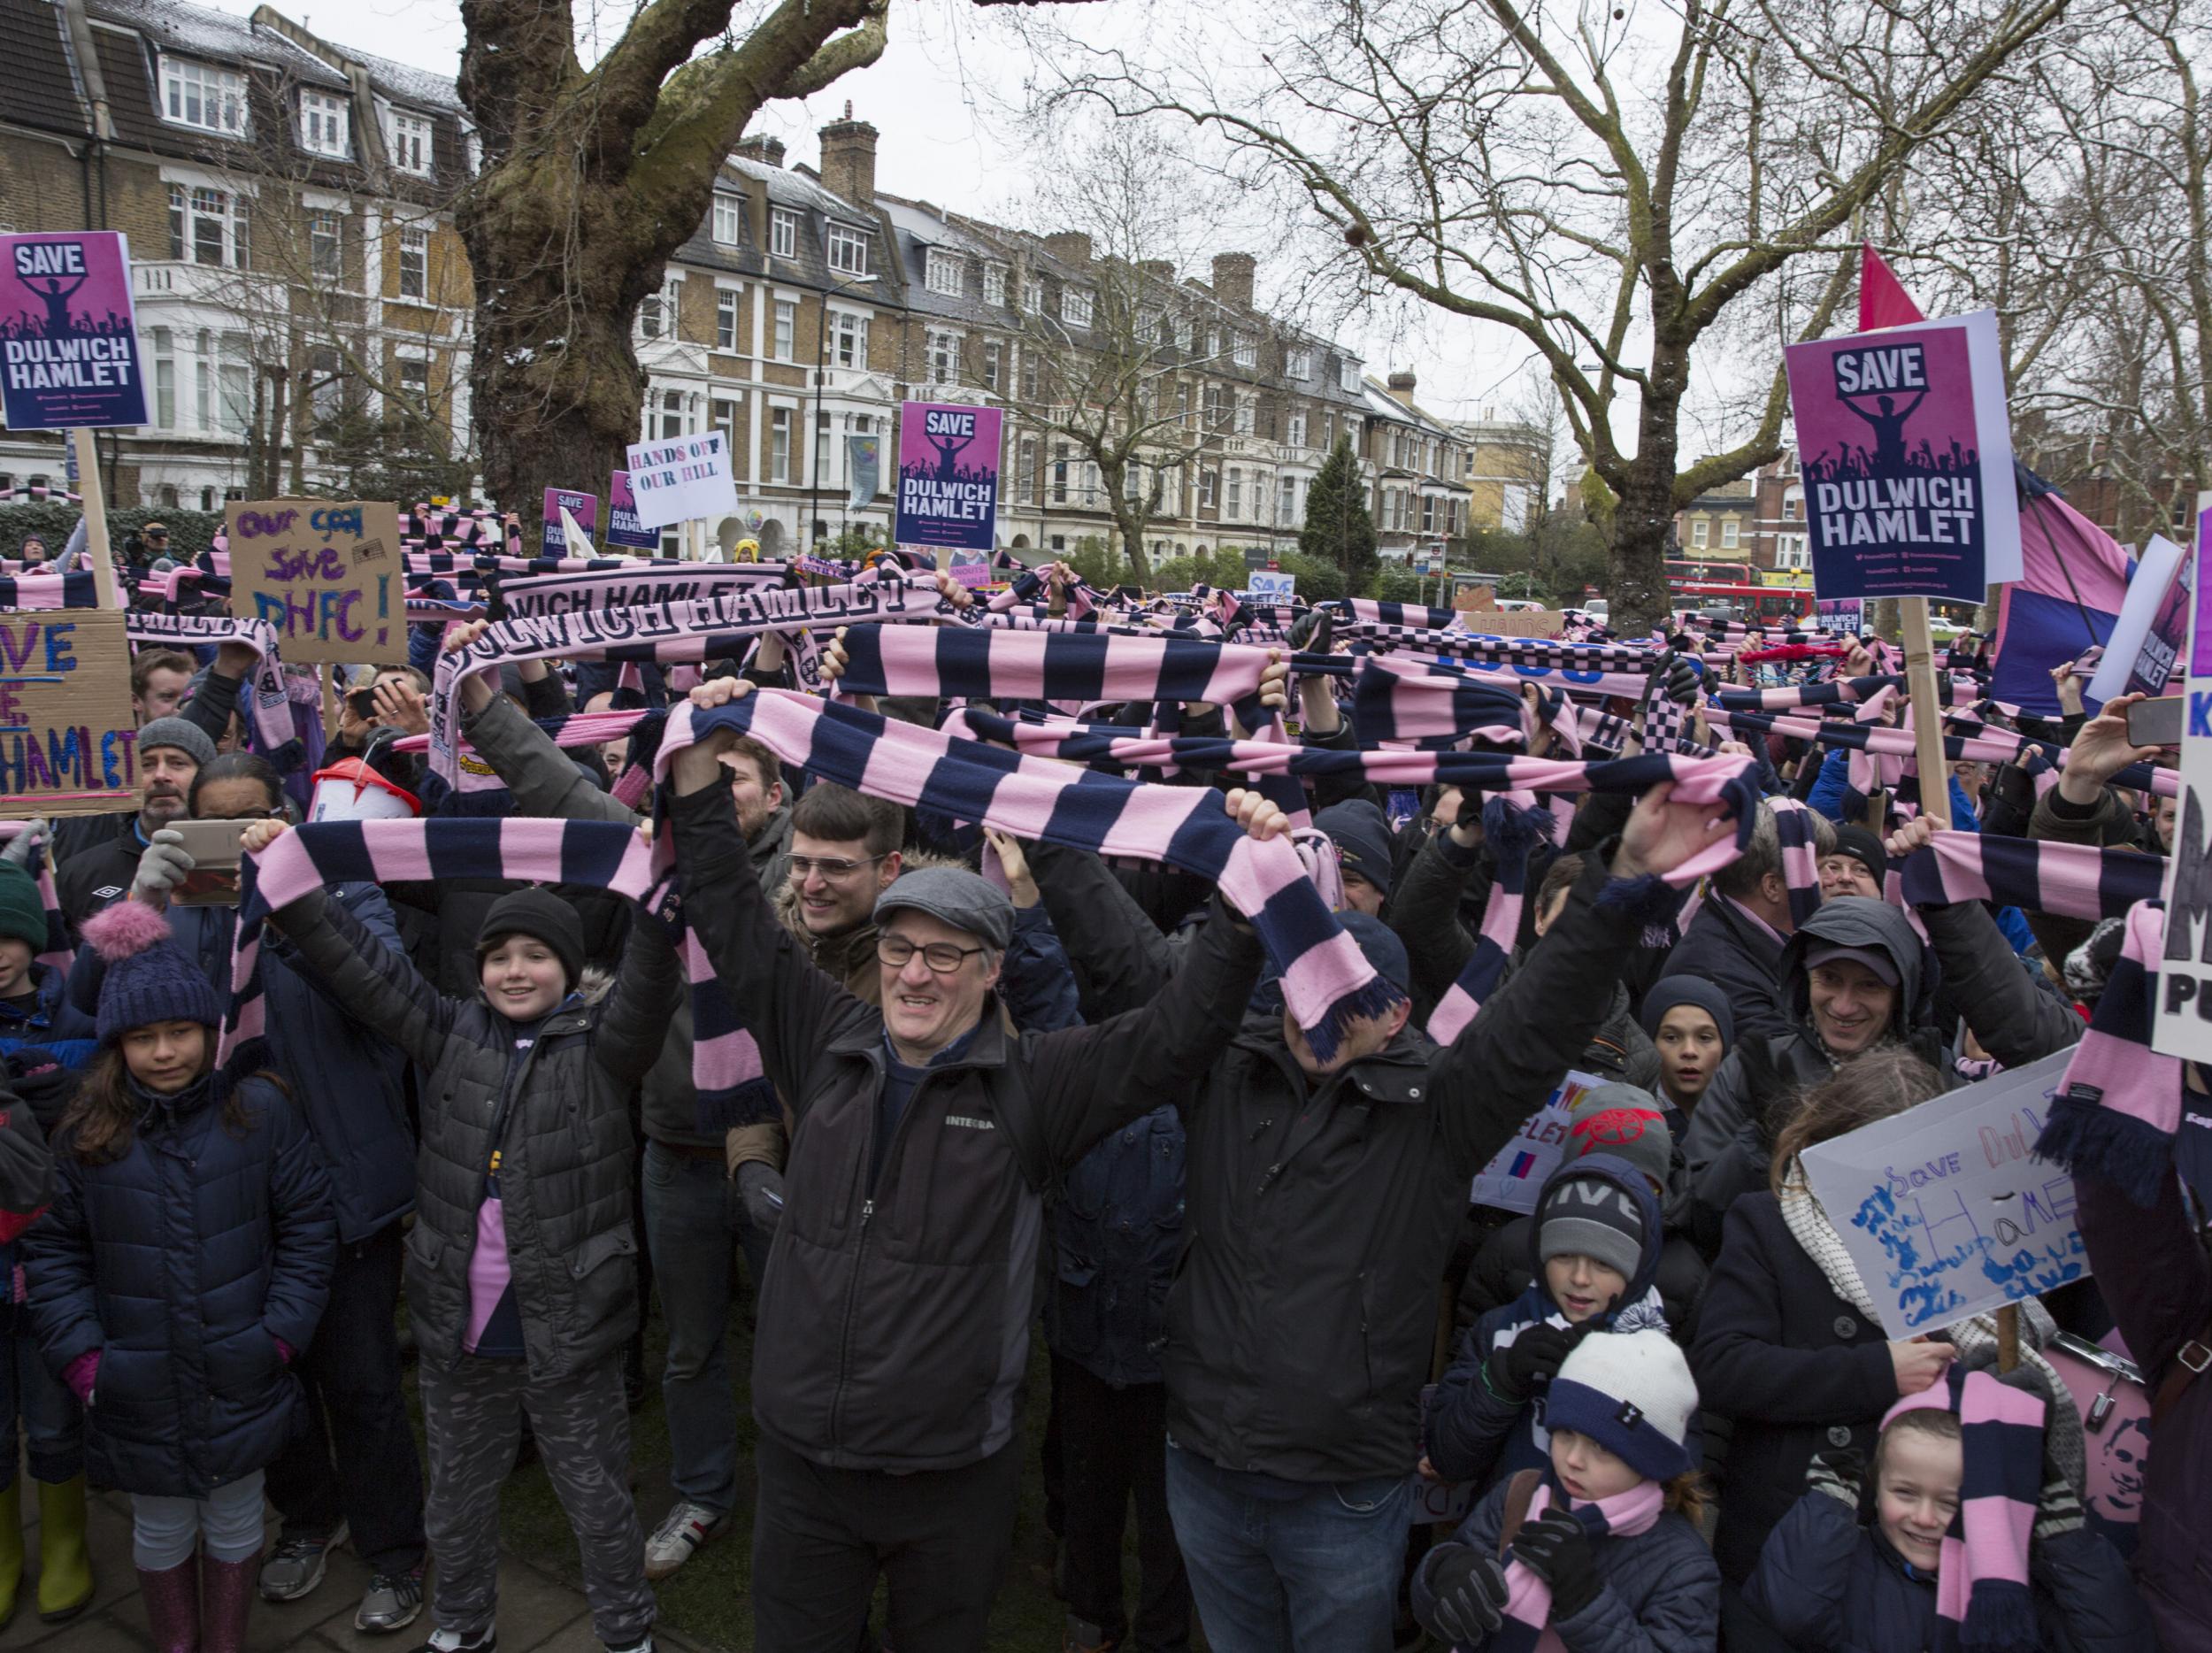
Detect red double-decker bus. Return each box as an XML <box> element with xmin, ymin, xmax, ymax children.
<box><xmin>1675</xmin><ymin>580</ymin><xmax>1814</xmax><ymax>626</ymax></box>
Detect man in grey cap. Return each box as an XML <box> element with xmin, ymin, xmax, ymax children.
<box><xmin>667</xmin><ymin>675</ymin><xmax>1282</xmax><ymax>1653</ymax></box>
<box><xmin>53</xmin><ymin>716</ymin><xmax>217</xmax><ymax>930</ymax></box>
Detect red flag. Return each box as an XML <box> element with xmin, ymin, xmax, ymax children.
<box><xmin>1858</xmin><ymin>243</ymin><xmax>1925</xmax><ymax>331</ymax></box>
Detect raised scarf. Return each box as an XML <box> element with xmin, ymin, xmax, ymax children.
<box><xmin>1883</xmin><ymin>1365</ymin><xmax>2047</xmax><ymax>1653</ymax></box>
<box><xmin>2039</xmin><ymin>899</ymin><xmax>2179</xmax><ymax>1207</ymax></box>
<box><xmin>1490</xmin><ymin>1478</ymin><xmax>1665</xmax><ymax>1651</ymax></box>
<box><xmin>125</xmin><ymin>611</ymin><xmax>300</xmax><ymax>770</ymax></box>
<box><xmin>1896</xmin><ymin>833</ymin><xmax>2164</xmax><ymax>922</ymax></box>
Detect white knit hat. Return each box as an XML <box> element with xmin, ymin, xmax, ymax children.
<box><xmin>1542</xmin><ymin>1328</ymin><xmax>1698</xmax><ymax>1482</ymax></box>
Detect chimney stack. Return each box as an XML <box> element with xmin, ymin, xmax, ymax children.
<box><xmin>817</xmin><ymin>107</ymin><xmax>878</xmax><ymax>205</ymax></box>
<box><xmin>1386</xmin><ymin>370</ymin><xmax>1417</xmax><ymax>401</ymax></box>
<box><xmin>1044</xmin><ymin>231</ymin><xmax>1094</xmax><ymax>266</ymax></box>
<box><xmin>733</xmin><ymin>132</ymin><xmax>786</xmax><ymax>168</ymax></box>
<box><xmin>1138</xmin><ymin>258</ymin><xmax>1175</xmax><ymax>282</ymax></box>
<box><xmin>1211</xmin><ymin>251</ymin><xmax>1256</xmax><ymax>311</ymax></box>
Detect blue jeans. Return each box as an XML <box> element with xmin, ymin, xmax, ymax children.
<box><xmin>641</xmin><ymin>1140</ymin><xmax>772</xmax><ymax>1515</ymax></box>
<box><xmin>1164</xmin><ymin>1442</ymin><xmax>1410</xmax><ymax>1653</ymax></box>
<box><xmin>0</xmin><ymin>1319</ymin><xmax>81</xmax><ymax>1487</ymax></box>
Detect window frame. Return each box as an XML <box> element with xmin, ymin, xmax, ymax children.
<box><xmin>299</xmin><ymin>89</ymin><xmax>350</xmax><ymax>159</ymax></box>
<box><xmin>388</xmin><ymin>109</ymin><xmax>434</xmax><ymax>178</ymax></box>
<box><xmin>1061</xmin><ymin>288</ymin><xmax>1094</xmax><ymax>327</ymax></box>
<box><xmin>711</xmin><ymin>192</ymin><xmax>745</xmax><ymax>247</ymax></box>
<box><xmin>831</xmin><ymin>308</ymin><xmax>868</xmax><ymax>370</ymax></box>
<box><xmin>926</xmin><ymin>249</ymin><xmax>964</xmax><ymax>298</ymax></box>
<box><xmin>773</xmin><ymin>299</ymin><xmax>796</xmax><ymax>362</ymax></box>
<box><xmin>307</xmin><ymin>211</ymin><xmax>342</xmax><ymax>281</ymax></box>
<box><xmin>770</xmin><ymin>209</ymin><xmax>798</xmax><ymax>260</ymax></box>
<box><xmin>715</xmin><ymin>288</ymin><xmax>740</xmax><ymax>351</ymax></box>
<box><xmin>982</xmin><ymin>263</ymin><xmax>1007</xmax><ymax>307</ymax></box>
<box><xmin>396</xmin><ymin>225</ymin><xmax>429</xmax><ymax>301</ymax></box>
<box><xmin>160</xmin><ymin>57</ymin><xmax>247</xmax><ymax>138</ymax></box>
<box><xmin>826</xmin><ymin>222</ymin><xmax>870</xmax><ymax>277</ymax></box>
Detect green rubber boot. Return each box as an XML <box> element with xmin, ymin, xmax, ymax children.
<box><xmin>35</xmin><ymin>1474</ymin><xmax>93</xmax><ymax>1621</ymax></box>
<box><xmin>0</xmin><ymin>1480</ymin><xmax>23</xmax><ymax>1626</ymax></box>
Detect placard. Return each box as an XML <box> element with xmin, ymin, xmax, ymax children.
<box><xmin>603</xmin><ymin>471</ymin><xmax>660</xmax><ymax>550</ymax></box>
<box><xmin>0</xmin><ymin>231</ymin><xmax>147</xmax><ymax>431</ymax></box>
<box><xmin>1247</xmin><ymin>570</ymin><xmax>1296</xmax><ymax>600</ymax></box>
<box><xmin>947</xmin><ymin>550</ymin><xmax>993</xmax><ymax>589</ymax></box>
<box><xmin>2103</xmin><ymin>536</ymin><xmax>2191</xmax><ymax>701</ymax></box>
<box><xmin>1785</xmin><ymin>309</ymin><xmax>2020</xmax><ymax>603</ymax></box>
<box><xmin>624</xmin><ymin>432</ymin><xmax>738</xmax><ymax>531</ymax></box>
<box><xmin>227</xmin><ymin>499</ymin><xmax>404</xmax><ymax>665</ymax></box>
<box><xmin>1799</xmin><ymin>1049</ymin><xmax>2085</xmax><ymax>1336</ymax></box>
<box><xmin>541</xmin><ymin>488</ymin><xmax>598</xmax><ymax>555</ymax></box>
<box><xmin>894</xmin><ymin>402</ymin><xmax>1002</xmax><ymax>552</ymax></box>
<box><xmin>1816</xmin><ymin>596</ymin><xmax>1865</xmax><ymax>633</ymax></box>
<box><xmin>0</xmin><ymin>609</ymin><xmax>140</xmax><ymax>817</ymax></box>
<box><xmin>2155</xmin><ymin>512</ymin><xmax>2212</xmax><ymax>1061</ymax></box>
<box><xmin>1471</xmin><ymin>1070</ymin><xmax>1601</xmax><ymax>1214</ymax></box>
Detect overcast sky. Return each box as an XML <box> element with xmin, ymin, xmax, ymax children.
<box><xmin>191</xmin><ymin>0</ymin><xmax>1600</xmax><ymax>427</ymax></box>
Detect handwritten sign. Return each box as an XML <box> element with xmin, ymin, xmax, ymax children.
<box><xmin>1471</xmin><ymin>1070</ymin><xmax>1601</xmax><ymax>1215</ymax></box>
<box><xmin>624</xmin><ymin>433</ymin><xmax>737</xmax><ymax>532</ymax></box>
<box><xmin>1246</xmin><ymin>570</ymin><xmax>1297</xmax><ymax>600</ymax></box>
<box><xmin>603</xmin><ymin>470</ymin><xmax>660</xmax><ymax>550</ymax></box>
<box><xmin>1800</xmin><ymin>1049</ymin><xmax>2086</xmax><ymax>1336</ymax></box>
<box><xmin>0</xmin><ymin>231</ymin><xmax>147</xmax><ymax>430</ymax></box>
<box><xmin>541</xmin><ymin>488</ymin><xmax>598</xmax><ymax>555</ymax></box>
<box><xmin>0</xmin><ymin>609</ymin><xmax>138</xmax><ymax>817</ymax></box>
<box><xmin>227</xmin><ymin>500</ymin><xmax>403</xmax><ymax>665</ymax></box>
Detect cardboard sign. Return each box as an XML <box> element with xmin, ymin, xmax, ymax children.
<box><xmin>0</xmin><ymin>609</ymin><xmax>139</xmax><ymax>817</ymax></box>
<box><xmin>227</xmin><ymin>500</ymin><xmax>404</xmax><ymax>665</ymax></box>
<box><xmin>625</xmin><ymin>432</ymin><xmax>738</xmax><ymax>531</ymax></box>
<box><xmin>1246</xmin><ymin>570</ymin><xmax>1297</xmax><ymax>600</ymax></box>
<box><xmin>1785</xmin><ymin>309</ymin><xmax>2021</xmax><ymax>603</ymax></box>
<box><xmin>0</xmin><ymin>231</ymin><xmax>147</xmax><ymax>431</ymax></box>
<box><xmin>1459</xmin><ymin>609</ymin><xmax>1567</xmax><ymax>639</ymax></box>
<box><xmin>894</xmin><ymin>402</ymin><xmax>1002</xmax><ymax>552</ymax></box>
<box><xmin>603</xmin><ymin>471</ymin><xmax>660</xmax><ymax>550</ymax></box>
<box><xmin>2156</xmin><ymin>508</ymin><xmax>2212</xmax><ymax>1060</ymax></box>
<box><xmin>541</xmin><ymin>488</ymin><xmax>598</xmax><ymax>555</ymax></box>
<box><xmin>1799</xmin><ymin>1049</ymin><xmax>2086</xmax><ymax>1337</ymax></box>
<box><xmin>1471</xmin><ymin>1071</ymin><xmax>1602</xmax><ymax>1214</ymax></box>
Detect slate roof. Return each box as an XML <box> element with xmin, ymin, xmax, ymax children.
<box><xmin>0</xmin><ymin>0</ymin><xmax>88</xmax><ymax>137</ymax></box>
<box><xmin>91</xmin><ymin>0</ymin><xmax>345</xmax><ymax>88</ymax></box>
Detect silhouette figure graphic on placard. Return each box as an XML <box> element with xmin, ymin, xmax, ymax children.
<box><xmin>1838</xmin><ymin>387</ymin><xmax>1930</xmax><ymax>476</ymax></box>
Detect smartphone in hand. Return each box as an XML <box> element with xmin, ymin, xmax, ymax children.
<box><xmin>167</xmin><ymin>819</ymin><xmax>250</xmax><ymax>906</ymax></box>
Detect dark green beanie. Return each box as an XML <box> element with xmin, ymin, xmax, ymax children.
<box><xmin>0</xmin><ymin>865</ymin><xmax>47</xmax><ymax>953</ymax></box>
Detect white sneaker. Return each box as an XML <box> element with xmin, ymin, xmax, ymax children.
<box><xmin>642</xmin><ymin>1501</ymin><xmax>730</xmax><ymax>1580</ymax></box>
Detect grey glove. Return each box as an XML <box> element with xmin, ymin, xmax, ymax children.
<box><xmin>735</xmin><ymin>1159</ymin><xmax>785</xmax><ymax>1237</ymax></box>
<box><xmin>1659</xmin><ymin>652</ymin><xmax>1703</xmax><ymax>705</ymax></box>
<box><xmin>129</xmin><ymin>828</ymin><xmax>194</xmax><ymax>904</ymax></box>
<box><xmin>0</xmin><ymin>819</ymin><xmax>47</xmax><ymax>868</ymax></box>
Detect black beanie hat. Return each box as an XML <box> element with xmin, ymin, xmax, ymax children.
<box><xmin>474</xmin><ymin>888</ymin><xmax>585</xmax><ymax>993</ymax></box>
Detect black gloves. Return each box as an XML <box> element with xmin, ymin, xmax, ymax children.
<box><xmin>1286</xmin><ymin>608</ymin><xmax>1334</xmax><ymax>654</ymax></box>
<box><xmin>1656</xmin><ymin>652</ymin><xmax>1702</xmax><ymax>705</ymax></box>
<box><xmin>1418</xmin><ymin>1545</ymin><xmax>1509</xmax><ymax>1644</ymax></box>
<box><xmin>1513</xmin><ymin>1509</ymin><xmax>1602</xmax><ymax>1620</ymax></box>
<box><xmin>735</xmin><ymin>1159</ymin><xmax>785</xmax><ymax>1238</ymax></box>
<box><xmin>1485</xmin><ymin>1318</ymin><xmax>1605</xmax><ymax>1405</ymax></box>
<box><xmin>1806</xmin><ymin>1447</ymin><xmax>1866</xmax><ymax>1508</ymax></box>
<box><xmin>4</xmin><ymin>1050</ymin><xmax>77</xmax><ymax>1130</ymax></box>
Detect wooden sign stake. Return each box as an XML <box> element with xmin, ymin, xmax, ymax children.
<box><xmin>69</xmin><ymin>429</ymin><xmax>119</xmax><ymax>611</ymax></box>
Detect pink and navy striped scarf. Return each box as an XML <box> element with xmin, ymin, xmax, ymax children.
<box><xmin>1896</xmin><ymin>833</ymin><xmax>2163</xmax><ymax>923</ymax></box>
<box><xmin>657</xmin><ymin>689</ymin><xmax>1405</xmax><ymax>1061</ymax></box>
<box><xmin>2039</xmin><ymin>900</ymin><xmax>2180</xmax><ymax>1207</ymax></box>
<box><xmin>125</xmin><ymin>611</ymin><xmax>300</xmax><ymax>770</ymax></box>
<box><xmin>1490</xmin><ymin>1478</ymin><xmax>1665</xmax><ymax>1651</ymax></box>
<box><xmin>1882</xmin><ymin>1365</ymin><xmax>2047</xmax><ymax>1653</ymax></box>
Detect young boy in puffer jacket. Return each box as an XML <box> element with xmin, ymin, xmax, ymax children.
<box><xmin>1412</xmin><ymin>1329</ymin><xmax>1718</xmax><ymax>1652</ymax></box>
<box><xmin>1746</xmin><ymin>1368</ymin><xmax>2152</xmax><ymax>1653</ymax></box>
<box><xmin>1425</xmin><ymin>1154</ymin><xmax>1671</xmax><ymax>1495</ymax></box>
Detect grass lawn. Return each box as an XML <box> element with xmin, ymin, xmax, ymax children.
<box><xmin>485</xmin><ymin>1283</ymin><xmax>1086</xmax><ymax>1651</ymax></box>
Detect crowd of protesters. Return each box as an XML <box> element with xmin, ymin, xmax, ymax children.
<box><xmin>0</xmin><ymin>549</ymin><xmax>2199</xmax><ymax>1653</ymax></box>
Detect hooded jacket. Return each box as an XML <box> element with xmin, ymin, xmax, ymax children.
<box><xmin>1682</xmin><ymin>896</ymin><xmax>1942</xmax><ymax>1247</ymax></box>
<box><xmin>1425</xmin><ymin>1153</ymin><xmax>1670</xmax><ymax>1492</ymax></box>
<box><xmin>1747</xmin><ymin>1480</ymin><xmax>2151</xmax><ymax>1653</ymax></box>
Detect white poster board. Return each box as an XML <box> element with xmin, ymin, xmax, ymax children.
<box><xmin>2087</xmin><ymin>534</ymin><xmax>2187</xmax><ymax>703</ymax></box>
<box><xmin>2154</xmin><ymin>496</ymin><xmax>2212</xmax><ymax>1062</ymax></box>
<box><xmin>623</xmin><ymin>431</ymin><xmax>738</xmax><ymax>531</ymax></box>
<box><xmin>1799</xmin><ymin>1048</ymin><xmax>2086</xmax><ymax>1337</ymax></box>
<box><xmin>1246</xmin><ymin>570</ymin><xmax>1296</xmax><ymax>600</ymax></box>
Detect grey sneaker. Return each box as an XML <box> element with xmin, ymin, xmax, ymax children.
<box><xmin>642</xmin><ymin>1501</ymin><xmax>729</xmax><ymax>1580</ymax></box>
<box><xmin>357</xmin><ymin>1567</ymin><xmax>426</xmax><ymax>1634</ymax></box>
<box><xmin>409</xmin><ymin>1629</ymin><xmax>495</xmax><ymax>1653</ymax></box>
<box><xmin>257</xmin><ymin>1521</ymin><xmax>349</xmax><ymax>1602</ymax></box>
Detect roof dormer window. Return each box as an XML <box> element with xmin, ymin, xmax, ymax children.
<box><xmin>300</xmin><ymin>89</ymin><xmax>349</xmax><ymax>158</ymax></box>
<box><xmin>161</xmin><ymin>58</ymin><xmax>247</xmax><ymax>137</ymax></box>
<box><xmin>388</xmin><ymin>109</ymin><xmax>434</xmax><ymax>177</ymax></box>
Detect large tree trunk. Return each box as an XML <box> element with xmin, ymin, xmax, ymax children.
<box><xmin>1108</xmin><ymin>496</ymin><xmax>1154</xmax><ymax>583</ymax></box>
<box><xmin>1609</xmin><ymin>356</ymin><xmax>1685</xmax><ymax>634</ymax></box>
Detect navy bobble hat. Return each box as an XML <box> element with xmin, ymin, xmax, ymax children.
<box><xmin>81</xmin><ymin>903</ymin><xmax>222</xmax><ymax>1043</ymax></box>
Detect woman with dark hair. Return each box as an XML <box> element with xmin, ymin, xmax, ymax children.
<box><xmin>1689</xmin><ymin>1047</ymin><xmax>1959</xmax><ymax>1652</ymax></box>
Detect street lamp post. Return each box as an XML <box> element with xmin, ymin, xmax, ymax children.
<box><xmin>811</xmin><ymin>271</ymin><xmax>879</xmax><ymax>554</ymax></box>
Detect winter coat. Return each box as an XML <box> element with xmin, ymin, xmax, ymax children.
<box><xmin>0</xmin><ymin>963</ymin><xmax>97</xmax><ymax>1074</ymax></box>
<box><xmin>1047</xmin><ymin>1104</ymin><xmax>1183</xmax><ymax>1389</ymax></box>
<box><xmin>1681</xmin><ymin>896</ymin><xmax>1944</xmax><ymax>1247</ymax></box>
<box><xmin>1426</xmin><ymin>1154</ymin><xmax>1670</xmax><ymax>1490</ymax></box>
<box><xmin>1414</xmin><ymin>1474</ymin><xmax>1719</xmax><ymax>1653</ymax></box>
<box><xmin>1387</xmin><ymin>827</ymin><xmax>1548</xmax><ymax>1025</ymax></box>
<box><xmin>1049</xmin><ymin>845</ymin><xmax>1673</xmax><ymax>1484</ymax></box>
<box><xmin>268</xmin><ymin>883</ymin><xmax>675</xmax><ymax>1383</ymax></box>
<box><xmin>1747</xmin><ymin>1483</ymin><xmax>2151</xmax><ymax>1653</ymax></box>
<box><xmin>671</xmin><ymin>785</ymin><xmax>1263</xmax><ymax>1473</ymax></box>
<box><xmin>1657</xmin><ymin>895</ymin><xmax>1791</xmax><ymax>1044</ymax></box>
<box><xmin>1916</xmin><ymin>897</ymin><xmax>2083</xmax><ymax>1070</ymax></box>
<box><xmin>65</xmin><ymin>888</ymin><xmax>414</xmax><ymax>1245</ymax></box>
<box><xmin>1689</xmin><ymin>1189</ymin><xmax>1901</xmax><ymax>1584</ymax></box>
<box><xmin>25</xmin><ymin>1073</ymin><xmax>334</xmax><ymax>1497</ymax></box>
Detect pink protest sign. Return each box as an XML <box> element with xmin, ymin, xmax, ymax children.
<box><xmin>604</xmin><ymin>471</ymin><xmax>659</xmax><ymax>550</ymax></box>
<box><xmin>541</xmin><ymin>488</ymin><xmax>598</xmax><ymax>555</ymax></box>
<box><xmin>894</xmin><ymin>402</ymin><xmax>1002</xmax><ymax>553</ymax></box>
<box><xmin>0</xmin><ymin>231</ymin><xmax>146</xmax><ymax>430</ymax></box>
<box><xmin>1784</xmin><ymin>309</ymin><xmax>2018</xmax><ymax>604</ymax></box>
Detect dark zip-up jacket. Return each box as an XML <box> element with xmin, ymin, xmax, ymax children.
<box><xmin>672</xmin><ymin>786</ymin><xmax>1263</xmax><ymax>1473</ymax></box>
<box><xmin>1049</xmin><ymin>845</ymin><xmax>1667</xmax><ymax>1482</ymax></box>
<box><xmin>268</xmin><ymin>884</ymin><xmax>676</xmax><ymax>1382</ymax></box>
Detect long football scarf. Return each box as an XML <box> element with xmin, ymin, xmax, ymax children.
<box><xmin>124</xmin><ymin>611</ymin><xmax>300</xmax><ymax>770</ymax></box>
<box><xmin>1486</xmin><ymin>1477</ymin><xmax>1665</xmax><ymax>1651</ymax></box>
<box><xmin>1896</xmin><ymin>833</ymin><xmax>2165</xmax><ymax>923</ymax></box>
<box><xmin>657</xmin><ymin>689</ymin><xmax>1405</xmax><ymax>1061</ymax></box>
<box><xmin>2038</xmin><ymin>900</ymin><xmax>2179</xmax><ymax>1207</ymax></box>
<box><xmin>1882</xmin><ymin>1365</ymin><xmax>2047</xmax><ymax>1653</ymax></box>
